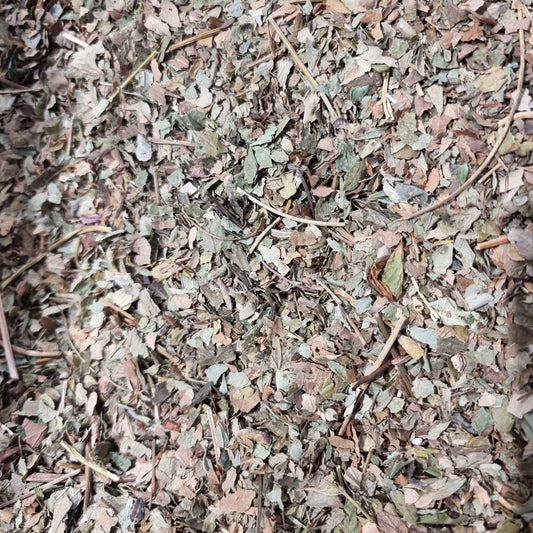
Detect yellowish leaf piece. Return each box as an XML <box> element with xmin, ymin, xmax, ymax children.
<box><xmin>398</xmin><ymin>335</ymin><xmax>425</xmax><ymax>360</ymax></box>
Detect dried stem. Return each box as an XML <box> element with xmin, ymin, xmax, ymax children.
<box><xmin>0</xmin><ymin>471</ymin><xmax>80</xmax><ymax>509</ymax></box>
<box><xmin>61</xmin><ymin>441</ymin><xmax>120</xmax><ymax>482</ymax></box>
<box><xmin>83</xmin><ymin>444</ymin><xmax>92</xmax><ymax>511</ymax></box>
<box><xmin>101</xmin><ymin>299</ymin><xmax>137</xmax><ymax>324</ymax></box>
<box><xmin>256</xmin><ymin>474</ymin><xmax>264</xmax><ymax>533</ymax></box>
<box><xmin>477</xmin><ymin>235</ymin><xmax>510</xmax><ymax>250</ymax></box>
<box><xmin>262</xmin><ymin>261</ymin><xmax>318</xmax><ymax>293</ymax></box>
<box><xmin>496</xmin><ymin>110</ymin><xmax>533</xmax><ymax>127</ymax></box>
<box><xmin>206</xmin><ymin>406</ymin><xmax>221</xmax><ymax>467</ymax></box>
<box><xmin>267</xmin><ymin>16</ymin><xmax>338</xmax><ymax>122</ymax></box>
<box><xmin>182</xmin><ymin>211</ymin><xmax>266</xmax><ymax>242</ymax></box>
<box><xmin>0</xmin><ymin>226</ymin><xmax>111</xmax><ymax>291</ymax></box>
<box><xmin>249</xmin><ymin>217</ymin><xmax>281</xmax><ymax>255</ymax></box>
<box><xmin>0</xmin><ymin>293</ymin><xmax>18</xmax><ymax>380</ymax></box>
<box><xmin>109</xmin><ymin>21</ymin><xmax>233</xmax><ymax>103</ymax></box>
<box><xmin>403</xmin><ymin>13</ymin><xmax>526</xmax><ymax>220</ymax></box>
<box><xmin>236</xmin><ymin>187</ymin><xmax>344</xmax><ymax>227</ymax></box>
<box><xmin>339</xmin><ymin>314</ymin><xmax>408</xmax><ymax>436</ymax></box>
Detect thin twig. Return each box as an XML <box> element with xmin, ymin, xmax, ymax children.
<box><xmin>0</xmin><ymin>470</ymin><xmax>80</xmax><ymax>509</ymax></box>
<box><xmin>150</xmin><ymin>437</ymin><xmax>157</xmax><ymax>506</ymax></box>
<box><xmin>83</xmin><ymin>444</ymin><xmax>92</xmax><ymax>511</ymax></box>
<box><xmin>296</xmin><ymin>168</ymin><xmax>316</xmax><ymax>219</ymax></box>
<box><xmin>319</xmin><ymin>284</ymin><xmax>367</xmax><ymax>347</ymax></box>
<box><xmin>477</xmin><ymin>235</ymin><xmax>510</xmax><ymax>250</ymax></box>
<box><xmin>0</xmin><ymin>87</ymin><xmax>43</xmax><ymax>94</ymax></box>
<box><xmin>316</xmin><ymin>279</ymin><xmax>342</xmax><ymax>304</ymax></box>
<box><xmin>10</xmin><ymin>345</ymin><xmax>63</xmax><ymax>357</ymax></box>
<box><xmin>61</xmin><ymin>441</ymin><xmax>120</xmax><ymax>482</ymax></box>
<box><xmin>380</xmin><ymin>72</ymin><xmax>394</xmax><ymax>121</ymax></box>
<box><xmin>376</xmin><ymin>314</ymin><xmax>413</xmax><ymax>398</ymax></box>
<box><xmin>236</xmin><ymin>187</ymin><xmax>344</xmax><ymax>227</ymax></box>
<box><xmin>0</xmin><ymin>293</ymin><xmax>18</xmax><ymax>380</ymax></box>
<box><xmin>0</xmin><ymin>226</ymin><xmax>111</xmax><ymax>291</ymax></box>
<box><xmin>109</xmin><ymin>22</ymin><xmax>233</xmax><ymax>102</ymax></box>
<box><xmin>339</xmin><ymin>314</ymin><xmax>408</xmax><ymax>436</ymax></box>
<box><xmin>182</xmin><ymin>211</ymin><xmax>265</xmax><ymax>242</ymax></box>
<box><xmin>247</xmin><ymin>53</ymin><xmax>275</xmax><ymax>71</ymax></box>
<box><xmin>496</xmin><ymin>110</ymin><xmax>533</xmax><ymax>127</ymax></box>
<box><xmin>249</xmin><ymin>216</ymin><xmax>281</xmax><ymax>255</ymax></box>
<box><xmin>404</xmin><ymin>163</ymin><xmax>502</xmax><ymax>221</ymax></box>
<box><xmin>62</xmin><ymin>32</ymin><xmax>89</xmax><ymax>48</ymax></box>
<box><xmin>403</xmin><ymin>13</ymin><xmax>525</xmax><ymax>220</ymax></box>
<box><xmin>149</xmin><ymin>137</ymin><xmax>195</xmax><ymax>147</ymax></box>
<box><xmin>361</xmin><ymin>446</ymin><xmax>375</xmax><ymax>475</ymax></box>
<box><xmin>0</xmin><ymin>77</ymin><xmax>41</xmax><ymax>91</ymax></box>
<box><xmin>65</xmin><ymin>115</ymin><xmax>75</xmax><ymax>157</ymax></box>
<box><xmin>256</xmin><ymin>474</ymin><xmax>264</xmax><ymax>533</ymax></box>
<box><xmin>100</xmin><ymin>299</ymin><xmax>137</xmax><ymax>324</ymax></box>
<box><xmin>261</xmin><ymin>261</ymin><xmax>319</xmax><ymax>293</ymax></box>
<box><xmin>267</xmin><ymin>16</ymin><xmax>338</xmax><ymax>122</ymax></box>
<box><xmin>206</xmin><ymin>406</ymin><xmax>221</xmax><ymax>467</ymax></box>
<box><xmin>152</xmin><ymin>169</ymin><xmax>161</xmax><ymax>204</ymax></box>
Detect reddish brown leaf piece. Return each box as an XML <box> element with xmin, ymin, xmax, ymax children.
<box><xmin>218</xmin><ymin>489</ymin><xmax>255</xmax><ymax>513</ymax></box>
<box><xmin>22</xmin><ymin>418</ymin><xmax>48</xmax><ymax>448</ymax></box>
<box><xmin>368</xmin><ymin>255</ymin><xmax>394</xmax><ymax>301</ymax></box>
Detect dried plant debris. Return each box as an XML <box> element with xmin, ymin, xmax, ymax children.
<box><xmin>1</xmin><ymin>0</ymin><xmax>533</xmax><ymax>531</ymax></box>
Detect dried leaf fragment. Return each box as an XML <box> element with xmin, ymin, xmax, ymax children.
<box><xmin>508</xmin><ymin>228</ymin><xmax>533</xmax><ymax>260</ymax></box>
<box><xmin>382</xmin><ymin>244</ymin><xmax>404</xmax><ymax>298</ymax></box>
<box><xmin>397</xmin><ymin>335</ymin><xmax>424</xmax><ymax>360</ymax></box>
<box><xmin>228</xmin><ymin>386</ymin><xmax>260</xmax><ymax>413</ymax></box>
<box><xmin>22</xmin><ymin>418</ymin><xmax>48</xmax><ymax>448</ymax></box>
<box><xmin>218</xmin><ymin>488</ymin><xmax>256</xmax><ymax>514</ymax></box>
<box><xmin>368</xmin><ymin>256</ymin><xmax>394</xmax><ymax>301</ymax></box>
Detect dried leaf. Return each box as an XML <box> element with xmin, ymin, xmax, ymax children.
<box><xmin>382</xmin><ymin>244</ymin><xmax>404</xmax><ymax>299</ymax></box>
<box><xmin>218</xmin><ymin>489</ymin><xmax>255</xmax><ymax>513</ymax></box>
<box><xmin>22</xmin><ymin>418</ymin><xmax>48</xmax><ymax>448</ymax></box>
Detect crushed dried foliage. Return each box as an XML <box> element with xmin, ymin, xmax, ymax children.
<box><xmin>1</xmin><ymin>0</ymin><xmax>533</xmax><ymax>531</ymax></box>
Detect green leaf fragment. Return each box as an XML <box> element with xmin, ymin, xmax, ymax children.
<box><xmin>382</xmin><ymin>245</ymin><xmax>404</xmax><ymax>298</ymax></box>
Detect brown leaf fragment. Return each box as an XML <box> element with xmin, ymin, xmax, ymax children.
<box><xmin>289</xmin><ymin>230</ymin><xmax>318</xmax><ymax>246</ymax></box>
<box><xmin>461</xmin><ymin>23</ymin><xmax>483</xmax><ymax>42</ymax></box>
<box><xmin>160</xmin><ymin>0</ymin><xmax>181</xmax><ymax>28</ymax></box>
<box><xmin>236</xmin><ymin>429</ymin><xmax>272</xmax><ymax>448</ymax></box>
<box><xmin>290</xmin><ymin>362</ymin><xmax>331</xmax><ymax>395</ymax></box>
<box><xmin>312</xmin><ymin>185</ymin><xmax>335</xmax><ymax>197</ymax></box>
<box><xmin>428</xmin><ymin>113</ymin><xmax>452</xmax><ymax>135</ymax></box>
<box><xmin>328</xmin><ymin>435</ymin><xmax>354</xmax><ymax>449</ymax></box>
<box><xmin>368</xmin><ymin>256</ymin><xmax>394</xmax><ymax>301</ymax></box>
<box><xmin>218</xmin><ymin>488</ymin><xmax>255</xmax><ymax>514</ymax></box>
<box><xmin>148</xmin><ymin>83</ymin><xmax>166</xmax><ymax>105</ymax></box>
<box><xmin>49</xmin><ymin>494</ymin><xmax>72</xmax><ymax>533</ymax></box>
<box><xmin>508</xmin><ymin>392</ymin><xmax>533</xmax><ymax>419</ymax></box>
<box><xmin>397</xmin><ymin>335</ymin><xmax>424</xmax><ymax>360</ymax></box>
<box><xmin>425</xmin><ymin>167</ymin><xmax>441</xmax><ymax>193</ymax></box>
<box><xmin>0</xmin><ymin>214</ymin><xmax>17</xmax><ymax>236</ymax></box>
<box><xmin>22</xmin><ymin>418</ymin><xmax>47</xmax><ymax>448</ymax></box>
<box><xmin>325</xmin><ymin>0</ymin><xmax>352</xmax><ymax>15</ymax></box>
<box><xmin>504</xmin><ymin>18</ymin><xmax>531</xmax><ymax>34</ymax></box>
<box><xmin>0</xmin><ymin>446</ymin><xmax>19</xmax><ymax>463</ymax></box>
<box><xmin>39</xmin><ymin>316</ymin><xmax>59</xmax><ymax>332</ymax></box>
<box><xmin>377</xmin><ymin>511</ymin><xmax>409</xmax><ymax>533</ymax></box>
<box><xmin>132</xmin><ymin>237</ymin><xmax>151</xmax><ymax>265</ymax></box>
<box><xmin>228</xmin><ymin>386</ymin><xmax>260</xmax><ymax>413</ymax></box>
<box><xmin>123</xmin><ymin>360</ymin><xmax>141</xmax><ymax>392</ymax></box>
<box><xmin>171</xmin><ymin>292</ymin><xmax>193</xmax><ymax>309</ymax></box>
<box><xmin>145</xmin><ymin>16</ymin><xmax>170</xmax><ymax>36</ymax></box>
<box><xmin>374</xmin><ymin>229</ymin><xmax>402</xmax><ymax>248</ymax></box>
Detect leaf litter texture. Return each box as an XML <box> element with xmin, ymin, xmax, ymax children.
<box><xmin>0</xmin><ymin>0</ymin><xmax>532</xmax><ymax>531</ymax></box>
